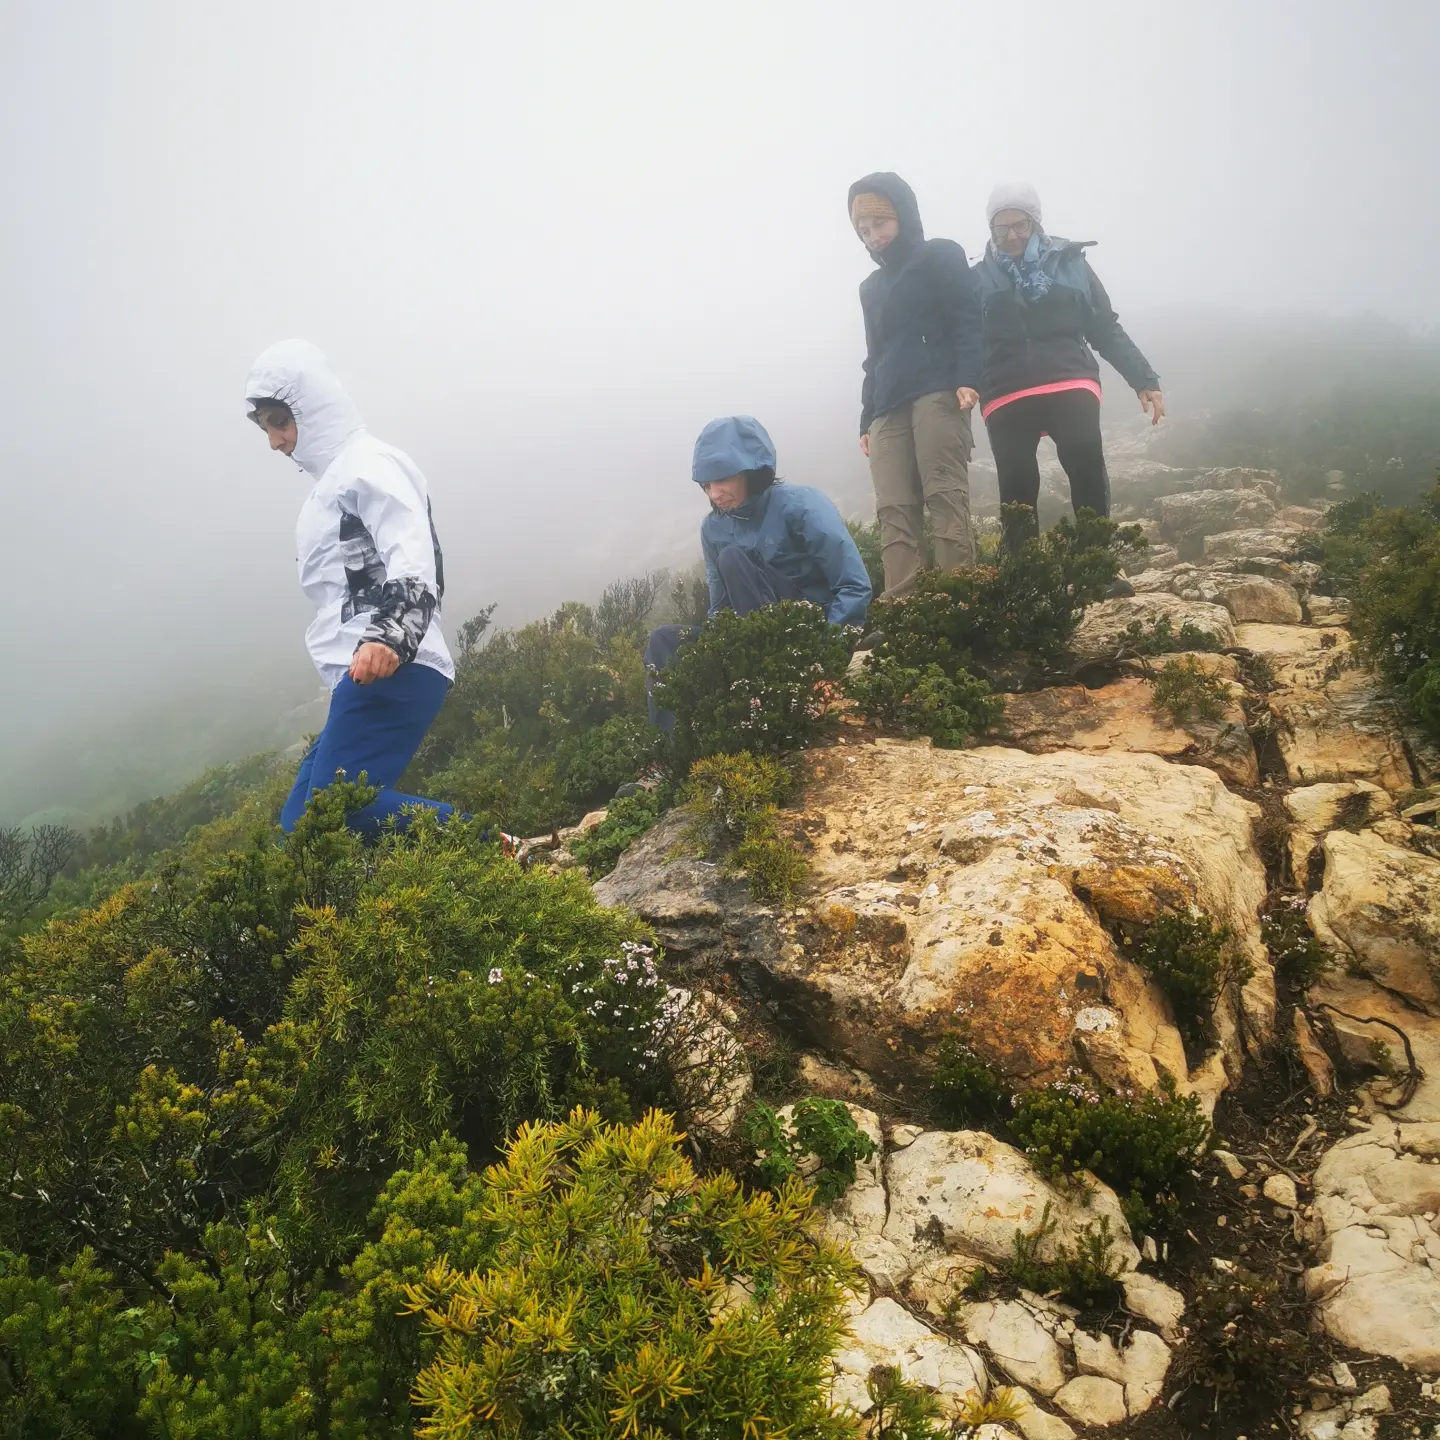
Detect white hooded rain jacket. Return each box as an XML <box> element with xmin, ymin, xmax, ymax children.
<box><xmin>245</xmin><ymin>340</ymin><xmax>454</xmax><ymax>691</ymax></box>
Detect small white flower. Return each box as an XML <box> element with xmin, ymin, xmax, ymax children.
<box><xmin>487</xmin><ymin>968</ymin><xmax>504</xmax><ymax>984</ymax></box>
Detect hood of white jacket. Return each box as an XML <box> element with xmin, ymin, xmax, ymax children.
<box><xmin>245</xmin><ymin>339</ymin><xmax>366</xmax><ymax>479</ymax></box>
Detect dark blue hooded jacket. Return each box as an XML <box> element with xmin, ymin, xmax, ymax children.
<box><xmin>693</xmin><ymin>416</ymin><xmax>872</xmax><ymax>630</ymax></box>
<box><xmin>850</xmin><ymin>172</ymin><xmax>983</xmax><ymax>435</ymax></box>
<box><xmin>972</xmin><ymin>234</ymin><xmax>1159</xmax><ymax>406</ymax></box>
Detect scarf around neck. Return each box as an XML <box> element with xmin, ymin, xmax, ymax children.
<box><xmin>991</xmin><ymin>229</ymin><xmax>1053</xmax><ymax>302</ymax></box>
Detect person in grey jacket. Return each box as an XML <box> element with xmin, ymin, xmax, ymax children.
<box><xmin>974</xmin><ymin>181</ymin><xmax>1164</xmax><ymax>550</ymax></box>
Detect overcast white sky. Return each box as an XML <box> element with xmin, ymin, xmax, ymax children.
<box><xmin>2</xmin><ymin>0</ymin><xmax>1438</xmax><ymax>784</ymax></box>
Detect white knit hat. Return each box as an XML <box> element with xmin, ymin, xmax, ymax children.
<box><xmin>986</xmin><ymin>181</ymin><xmax>1043</xmax><ymax>227</ymax></box>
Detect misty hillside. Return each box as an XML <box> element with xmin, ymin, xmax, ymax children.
<box><xmin>7</xmin><ymin>310</ymin><xmax>1438</xmax><ymax>833</ymax></box>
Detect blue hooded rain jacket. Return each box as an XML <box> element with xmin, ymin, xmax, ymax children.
<box><xmin>693</xmin><ymin>416</ymin><xmax>872</xmax><ymax>630</ymax></box>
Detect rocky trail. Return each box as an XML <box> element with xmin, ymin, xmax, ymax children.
<box><xmin>588</xmin><ymin>466</ymin><xmax>1440</xmax><ymax>1439</ymax></box>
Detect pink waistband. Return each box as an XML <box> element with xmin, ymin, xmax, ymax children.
<box><xmin>982</xmin><ymin>378</ymin><xmax>1102</xmax><ymax>421</ymax></box>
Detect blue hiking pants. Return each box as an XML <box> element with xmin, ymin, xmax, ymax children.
<box><xmin>280</xmin><ymin>663</ymin><xmax>455</xmax><ymax>835</ymax></box>
<box><xmin>644</xmin><ymin>546</ymin><xmax>803</xmax><ymax>729</ymax></box>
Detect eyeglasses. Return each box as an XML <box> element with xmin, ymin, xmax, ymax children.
<box><xmin>991</xmin><ymin>218</ymin><xmax>1033</xmax><ymax>238</ymax></box>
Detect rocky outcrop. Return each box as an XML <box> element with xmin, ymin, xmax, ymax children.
<box><xmin>1071</xmin><ymin>592</ymin><xmax>1236</xmax><ymax>662</ymax></box>
<box><xmin>1284</xmin><ymin>781</ymin><xmax>1395</xmax><ymax>887</ymax></box>
<box><xmin>594</xmin><ymin>473</ymin><xmax>1440</xmax><ymax>1399</ymax></box>
<box><xmin>1238</xmin><ymin>624</ymin><xmax>1424</xmax><ymax>791</ymax></box>
<box><xmin>1204</xmin><ymin>526</ymin><xmax>1307</xmax><ymax>560</ymax></box>
<box><xmin>1154</xmin><ymin>486</ymin><xmax>1278</xmax><ymax>544</ymax></box>
<box><xmin>603</xmin><ymin>741</ymin><xmax>1269</xmax><ymax>1104</ymax></box>
<box><xmin>1309</xmin><ymin>829</ymin><xmax>1440</xmax><ymax>1013</ymax></box>
<box><xmin>1305</xmin><ymin>1119</ymin><xmax>1440</xmax><ymax>1372</ymax></box>
<box><xmin>811</xmin><ymin>1113</ymin><xmax>1181</xmax><ymax>1430</ymax></box>
<box><xmin>1000</xmin><ymin>677</ymin><xmax>1258</xmax><ymax>788</ymax></box>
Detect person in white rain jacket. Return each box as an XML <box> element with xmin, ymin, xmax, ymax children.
<box><xmin>245</xmin><ymin>339</ymin><xmax>458</xmax><ymax>835</ymax></box>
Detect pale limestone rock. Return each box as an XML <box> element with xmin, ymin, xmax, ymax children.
<box><xmin>1311</xmin><ymin>969</ymin><xmax>1440</xmax><ymax>1116</ymax></box>
<box><xmin>1120</xmin><ymin>1272</ymin><xmax>1186</xmax><ymax>1340</ymax></box>
<box><xmin>1264</xmin><ymin>1173</ymin><xmax>1300</xmax><ymax>1209</ymax></box>
<box><xmin>1314</xmin><ymin>830</ymin><xmax>1440</xmax><ymax>1014</ymax></box>
<box><xmin>797</xmin><ymin>1052</ymin><xmax>879</xmax><ymax>1103</ymax></box>
<box><xmin>1071</xmin><ymin>592</ymin><xmax>1236</xmax><ymax>662</ymax></box>
<box><xmin>1236</xmin><ymin>624</ymin><xmax>1421</xmax><ymax>791</ymax></box>
<box><xmin>1154</xmin><ymin>486</ymin><xmax>1278</xmax><ymax>542</ymax></box>
<box><xmin>1306</xmin><ymin>1118</ymin><xmax>1440</xmax><ymax>1371</ymax></box>
<box><xmin>830</xmin><ymin>1296</ymin><xmax>989</xmax><ymax>1417</ymax></box>
<box><xmin>1213</xmin><ymin>1149</ymin><xmax>1248</xmax><ymax>1179</ymax></box>
<box><xmin>1010</xmin><ymin>1393</ymin><xmax>1078</xmax><ymax>1440</ymax></box>
<box><xmin>891</xmin><ymin>1123</ymin><xmax>924</xmax><ymax>1149</ymax></box>
<box><xmin>1213</xmin><ymin>574</ymin><xmax>1304</xmax><ymax>624</ymax></box>
<box><xmin>1053</xmin><ymin>1374</ymin><xmax>1128</xmax><ymax>1427</ymax></box>
<box><xmin>907</xmin><ymin>1252</ymin><xmax>988</xmax><ymax>1317</ymax></box>
<box><xmin>999</xmin><ymin>677</ymin><xmax>1257</xmax><ymax>787</ymax></box>
<box><xmin>1193</xmin><ymin>466</ymin><xmax>1283</xmax><ymax>496</ymax></box>
<box><xmin>793</xmin><ymin>1104</ymin><xmax>911</xmax><ymax>1291</ymax></box>
<box><xmin>883</xmin><ymin>1129</ymin><xmax>1139</xmax><ymax>1275</ymax></box>
<box><xmin>780</xmin><ymin>742</ymin><xmax>1269</xmax><ymax>1099</ymax></box>
<box><xmin>1284</xmin><ymin>781</ymin><xmax>1395</xmax><ymax>887</ymax></box>
<box><xmin>1203</xmin><ymin>526</ymin><xmax>1305</xmax><ymax>560</ymax></box>
<box><xmin>1072</xmin><ymin>1328</ymin><xmax>1170</xmax><ymax>1409</ymax></box>
<box><xmin>973</xmin><ymin>1428</ymin><xmax>1024</xmax><ymax>1440</ymax></box>
<box><xmin>1292</xmin><ymin>1008</ymin><xmax>1336</xmax><ymax>1098</ymax></box>
<box><xmin>607</xmin><ymin>743</ymin><xmax>1269</xmax><ymax>1103</ymax></box>
<box><xmin>1071</xmin><ymin>1331</ymin><xmax>1125</xmax><ymax>1382</ymax></box>
<box><xmin>1308</xmin><ymin>594</ymin><xmax>1352</xmax><ymax>622</ymax></box>
<box><xmin>1278</xmin><ymin>504</ymin><xmax>1327</xmax><ymax>529</ymax></box>
<box><xmin>962</xmin><ymin>1300</ymin><xmax>1067</xmax><ymax>1396</ymax></box>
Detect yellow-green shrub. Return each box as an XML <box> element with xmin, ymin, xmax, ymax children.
<box><xmin>404</xmin><ymin>1109</ymin><xmax>858</xmax><ymax>1440</ymax></box>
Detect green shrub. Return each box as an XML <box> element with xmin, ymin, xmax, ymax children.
<box><xmin>1149</xmin><ymin>655</ymin><xmax>1231</xmax><ymax>726</ymax></box>
<box><xmin>552</xmin><ymin>712</ymin><xmax>656</xmax><ymax>811</ymax></box>
<box><xmin>653</xmin><ymin>601</ymin><xmax>852</xmax><ymax>768</ymax></box>
<box><xmin>1007</xmin><ymin>1202</ymin><xmax>1125</xmax><ymax>1312</ymax></box>
<box><xmin>404</xmin><ymin>1109</ymin><xmax>858</xmax><ymax>1440</ymax></box>
<box><xmin>0</xmin><ymin>786</ymin><xmax>676</xmax><ymax>1282</ymax></box>
<box><xmin>865</xmin><ymin>1365</ymin><xmax>945</xmax><ymax>1439</ymax></box>
<box><xmin>928</xmin><ymin>1034</ymin><xmax>1011</xmax><ymax>1128</ymax></box>
<box><xmin>1348</xmin><ymin>503</ymin><xmax>1440</xmax><ymax>679</ymax></box>
<box><xmin>569</xmin><ymin>787</ymin><xmax>665</xmax><ymax>877</ymax></box>
<box><xmin>1263</xmin><ymin>895</ymin><xmax>1333</xmax><ymax>990</ymax></box>
<box><xmin>1120</xmin><ymin>613</ymin><xmax>1225</xmax><ymax>655</ymax></box>
<box><xmin>1121</xmin><ymin>912</ymin><xmax>1250</xmax><ymax>1048</ymax></box>
<box><xmin>742</xmin><ymin>1097</ymin><xmax>877</xmax><ymax>1205</ymax></box>
<box><xmin>686</xmin><ymin>751</ymin><xmax>809</xmax><ymax>903</ymax></box>
<box><xmin>1010</xmin><ymin>1076</ymin><xmax>1211</xmax><ymax>1232</ymax></box>
<box><xmin>408</xmin><ymin>590</ymin><xmax>652</xmax><ymax>835</ymax></box>
<box><xmin>1173</xmin><ymin>1268</ymin><xmax>1313</xmax><ymax>1417</ymax></box>
<box><xmin>860</xmin><ymin>510</ymin><xmax>1142</xmax><ymax>685</ymax></box>
<box><xmin>845</xmin><ymin>657</ymin><xmax>1001</xmax><ymax>748</ymax></box>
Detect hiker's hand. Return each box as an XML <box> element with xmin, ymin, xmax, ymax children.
<box><xmin>1140</xmin><ymin>389</ymin><xmax>1165</xmax><ymax>426</ymax></box>
<box><xmin>859</xmin><ymin>433</ymin><xmax>871</xmax><ymax>459</ymax></box>
<box><xmin>350</xmin><ymin>642</ymin><xmax>400</xmax><ymax>685</ymax></box>
<box><xmin>956</xmin><ymin>387</ymin><xmax>979</xmax><ymax>411</ymax></box>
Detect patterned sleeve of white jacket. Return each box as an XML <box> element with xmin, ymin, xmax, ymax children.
<box><xmin>345</xmin><ymin>457</ymin><xmax>444</xmax><ymax>666</ymax></box>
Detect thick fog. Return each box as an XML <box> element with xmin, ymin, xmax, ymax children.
<box><xmin>3</xmin><ymin>0</ymin><xmax>1438</xmax><ymax>822</ymax></box>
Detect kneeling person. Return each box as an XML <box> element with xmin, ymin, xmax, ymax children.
<box><xmin>246</xmin><ymin>338</ymin><xmax>457</xmax><ymax>836</ymax></box>
<box><xmin>646</xmin><ymin>415</ymin><xmax>871</xmax><ymax>728</ymax></box>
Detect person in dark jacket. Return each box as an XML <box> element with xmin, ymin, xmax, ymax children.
<box><xmin>644</xmin><ymin>415</ymin><xmax>871</xmax><ymax>729</ymax></box>
<box><xmin>974</xmin><ymin>181</ymin><xmax>1164</xmax><ymax>550</ymax></box>
<box><xmin>849</xmin><ymin>171</ymin><xmax>984</xmax><ymax>598</ymax></box>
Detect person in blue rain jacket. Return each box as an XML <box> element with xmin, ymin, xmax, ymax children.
<box><xmin>644</xmin><ymin>415</ymin><xmax>871</xmax><ymax>729</ymax></box>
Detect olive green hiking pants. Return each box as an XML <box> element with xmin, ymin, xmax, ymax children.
<box><xmin>866</xmin><ymin>389</ymin><xmax>975</xmax><ymax>598</ymax></box>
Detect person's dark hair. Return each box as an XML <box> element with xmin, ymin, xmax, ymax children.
<box><xmin>247</xmin><ymin>398</ymin><xmax>295</xmax><ymax>428</ymax></box>
<box><xmin>745</xmin><ymin>466</ymin><xmax>777</xmax><ymax>496</ymax></box>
